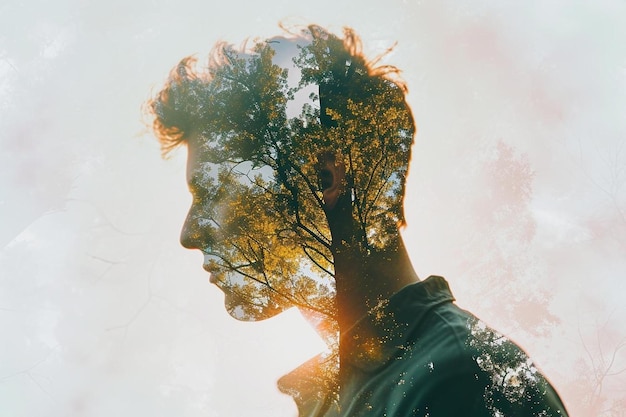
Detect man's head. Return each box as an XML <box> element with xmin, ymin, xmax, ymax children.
<box><xmin>146</xmin><ymin>25</ymin><xmax>415</xmax><ymax>325</ymax></box>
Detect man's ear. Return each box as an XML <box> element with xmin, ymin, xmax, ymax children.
<box><xmin>318</xmin><ymin>156</ymin><xmax>346</xmax><ymax>211</ymax></box>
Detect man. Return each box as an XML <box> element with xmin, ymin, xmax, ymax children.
<box><xmin>147</xmin><ymin>25</ymin><xmax>568</xmax><ymax>416</ymax></box>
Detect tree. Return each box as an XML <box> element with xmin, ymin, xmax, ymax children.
<box><xmin>173</xmin><ymin>33</ymin><xmax>414</xmax><ymax>343</ymax></box>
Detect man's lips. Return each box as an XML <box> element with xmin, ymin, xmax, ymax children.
<box><xmin>202</xmin><ymin>253</ymin><xmax>221</xmax><ymax>284</ymax></box>
<box><xmin>203</xmin><ymin>265</ymin><xmax>218</xmax><ymax>284</ymax></box>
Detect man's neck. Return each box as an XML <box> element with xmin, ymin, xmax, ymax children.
<box><xmin>332</xmin><ymin>236</ymin><xmax>419</xmax><ymax>335</ymax></box>
<box><xmin>324</xmin><ymin>191</ymin><xmax>418</xmax><ymax>339</ymax></box>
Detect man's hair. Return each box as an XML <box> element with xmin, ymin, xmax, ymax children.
<box><xmin>146</xmin><ymin>25</ymin><xmax>415</xmax><ymax>157</ymax></box>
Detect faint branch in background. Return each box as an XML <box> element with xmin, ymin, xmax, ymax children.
<box><xmin>105</xmin><ymin>247</ymin><xmax>160</xmax><ymax>338</ymax></box>
<box><xmin>0</xmin><ymin>53</ymin><xmax>18</xmax><ymax>72</ymax></box>
<box><xmin>88</xmin><ymin>254</ymin><xmax>125</xmax><ymax>265</ymax></box>
<box><xmin>87</xmin><ymin>253</ymin><xmax>127</xmax><ymax>283</ymax></box>
<box><xmin>576</xmin><ymin>138</ymin><xmax>626</xmax><ymax>227</ymax></box>
<box><xmin>66</xmin><ymin>198</ymin><xmax>148</xmax><ymax>236</ymax></box>
<box><xmin>0</xmin><ymin>349</ymin><xmax>56</xmax><ymax>399</ymax></box>
<box><xmin>151</xmin><ymin>294</ymin><xmax>209</xmax><ymax>325</ymax></box>
<box><xmin>577</xmin><ymin>313</ymin><xmax>626</xmax><ymax>414</ymax></box>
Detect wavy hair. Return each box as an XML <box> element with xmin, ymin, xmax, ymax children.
<box><xmin>145</xmin><ymin>25</ymin><xmax>414</xmax><ymax>157</ymax></box>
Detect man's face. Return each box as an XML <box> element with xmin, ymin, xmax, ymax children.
<box><xmin>180</xmin><ymin>132</ymin><xmax>229</xmax><ymax>300</ymax></box>
<box><xmin>179</xmin><ymin>130</ymin><xmax>335</xmax><ymax>322</ymax></box>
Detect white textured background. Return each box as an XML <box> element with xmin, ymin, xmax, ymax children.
<box><xmin>1</xmin><ymin>1</ymin><xmax>625</xmax><ymax>416</ymax></box>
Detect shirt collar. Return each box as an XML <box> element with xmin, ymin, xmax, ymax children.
<box><xmin>277</xmin><ymin>352</ymin><xmax>340</xmax><ymax>417</ymax></box>
<box><xmin>277</xmin><ymin>276</ymin><xmax>455</xmax><ymax>413</ymax></box>
<box><xmin>341</xmin><ymin>275</ymin><xmax>454</xmax><ymax>372</ymax></box>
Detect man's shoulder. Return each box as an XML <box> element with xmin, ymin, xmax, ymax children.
<box><xmin>277</xmin><ymin>277</ymin><xmax>569</xmax><ymax>416</ymax></box>
<box><xmin>401</xmin><ymin>302</ymin><xmax>569</xmax><ymax>416</ymax></box>
<box><xmin>340</xmin><ymin>291</ymin><xmax>569</xmax><ymax>416</ymax></box>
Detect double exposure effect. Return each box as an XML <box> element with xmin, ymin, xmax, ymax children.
<box><xmin>150</xmin><ymin>26</ymin><xmax>414</xmax><ymax>330</ymax></box>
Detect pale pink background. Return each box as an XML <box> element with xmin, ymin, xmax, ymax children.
<box><xmin>1</xmin><ymin>1</ymin><xmax>625</xmax><ymax>416</ymax></box>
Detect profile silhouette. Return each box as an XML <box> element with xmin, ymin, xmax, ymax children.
<box><xmin>147</xmin><ymin>24</ymin><xmax>568</xmax><ymax>416</ymax></box>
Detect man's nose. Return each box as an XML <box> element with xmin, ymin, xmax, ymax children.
<box><xmin>180</xmin><ymin>209</ymin><xmax>203</xmax><ymax>250</ymax></box>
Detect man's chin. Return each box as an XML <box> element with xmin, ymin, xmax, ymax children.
<box><xmin>210</xmin><ymin>273</ymin><xmax>288</xmax><ymax>321</ymax></box>
<box><xmin>224</xmin><ymin>297</ymin><xmax>286</xmax><ymax>322</ymax></box>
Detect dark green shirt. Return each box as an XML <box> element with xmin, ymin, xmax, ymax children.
<box><xmin>279</xmin><ymin>276</ymin><xmax>568</xmax><ymax>416</ymax></box>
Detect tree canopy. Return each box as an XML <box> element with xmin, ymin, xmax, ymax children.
<box><xmin>154</xmin><ymin>31</ymin><xmax>415</xmax><ymax>348</ymax></box>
